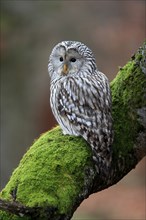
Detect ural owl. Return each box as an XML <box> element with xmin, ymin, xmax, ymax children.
<box><xmin>48</xmin><ymin>41</ymin><xmax>113</xmax><ymax>176</ymax></box>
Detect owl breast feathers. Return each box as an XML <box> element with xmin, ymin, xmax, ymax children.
<box><xmin>48</xmin><ymin>41</ymin><xmax>113</xmax><ymax>175</ymax></box>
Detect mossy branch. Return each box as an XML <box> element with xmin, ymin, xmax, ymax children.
<box><xmin>0</xmin><ymin>43</ymin><xmax>146</xmax><ymax>220</ymax></box>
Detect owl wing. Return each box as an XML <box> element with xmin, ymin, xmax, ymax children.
<box><xmin>57</xmin><ymin>73</ymin><xmax>112</xmax><ymax>152</ymax></box>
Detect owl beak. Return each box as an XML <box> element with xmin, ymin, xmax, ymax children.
<box><xmin>62</xmin><ymin>64</ymin><xmax>68</xmax><ymax>75</ymax></box>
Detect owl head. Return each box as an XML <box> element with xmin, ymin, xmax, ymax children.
<box><xmin>48</xmin><ymin>41</ymin><xmax>97</xmax><ymax>80</ymax></box>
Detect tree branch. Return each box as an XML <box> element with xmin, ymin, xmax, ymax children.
<box><xmin>0</xmin><ymin>42</ymin><xmax>146</xmax><ymax>220</ymax></box>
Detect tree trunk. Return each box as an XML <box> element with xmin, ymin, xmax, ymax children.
<box><xmin>0</xmin><ymin>42</ymin><xmax>146</xmax><ymax>220</ymax></box>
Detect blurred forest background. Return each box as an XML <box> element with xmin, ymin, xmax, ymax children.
<box><xmin>0</xmin><ymin>1</ymin><xmax>145</xmax><ymax>219</ymax></box>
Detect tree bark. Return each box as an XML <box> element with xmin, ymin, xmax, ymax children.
<box><xmin>0</xmin><ymin>42</ymin><xmax>146</xmax><ymax>220</ymax></box>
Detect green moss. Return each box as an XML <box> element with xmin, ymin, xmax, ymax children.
<box><xmin>0</xmin><ymin>127</ymin><xmax>92</xmax><ymax>219</ymax></box>
<box><xmin>111</xmin><ymin>45</ymin><xmax>146</xmax><ymax>157</ymax></box>
<box><xmin>0</xmin><ymin>212</ymin><xmax>30</xmax><ymax>220</ymax></box>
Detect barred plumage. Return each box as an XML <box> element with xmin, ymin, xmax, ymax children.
<box><xmin>48</xmin><ymin>41</ymin><xmax>113</xmax><ymax>176</ymax></box>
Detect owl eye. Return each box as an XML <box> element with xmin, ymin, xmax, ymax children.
<box><xmin>59</xmin><ymin>57</ymin><xmax>63</xmax><ymax>62</ymax></box>
<box><xmin>70</xmin><ymin>58</ymin><xmax>76</xmax><ymax>62</ymax></box>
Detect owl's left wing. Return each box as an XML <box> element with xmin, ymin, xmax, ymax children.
<box><xmin>57</xmin><ymin>73</ymin><xmax>113</xmax><ymax>151</ymax></box>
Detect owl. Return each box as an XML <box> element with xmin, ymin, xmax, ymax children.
<box><xmin>48</xmin><ymin>41</ymin><xmax>113</xmax><ymax>176</ymax></box>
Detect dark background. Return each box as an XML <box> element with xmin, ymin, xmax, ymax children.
<box><xmin>1</xmin><ymin>1</ymin><xmax>145</xmax><ymax>219</ymax></box>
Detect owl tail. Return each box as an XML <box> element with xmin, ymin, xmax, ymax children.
<box><xmin>91</xmin><ymin>146</ymin><xmax>112</xmax><ymax>179</ymax></box>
